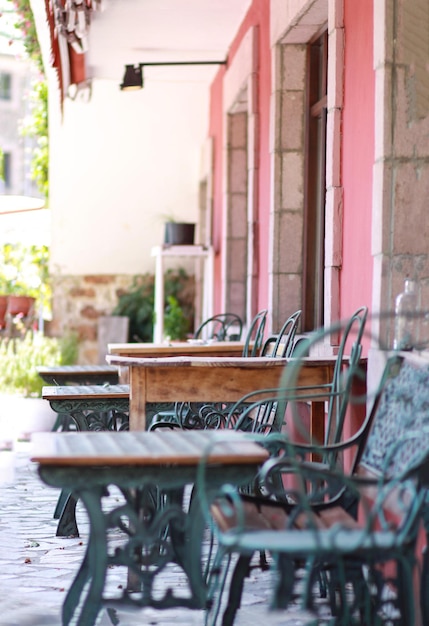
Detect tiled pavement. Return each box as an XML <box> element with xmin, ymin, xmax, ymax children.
<box><xmin>0</xmin><ymin>443</ymin><xmax>321</xmax><ymax>626</ymax></box>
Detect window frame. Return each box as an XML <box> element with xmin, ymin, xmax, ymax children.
<box><xmin>302</xmin><ymin>30</ymin><xmax>328</xmax><ymax>332</ymax></box>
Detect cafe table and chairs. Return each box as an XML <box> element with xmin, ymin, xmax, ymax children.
<box><xmin>31</xmin><ymin>429</ymin><xmax>269</xmax><ymax>626</ymax></box>
<box><xmin>106</xmin><ymin>354</ymin><xmax>341</xmax><ymax>444</ymax></box>
<box><xmin>50</xmin><ymin>353</ymin><xmax>343</xmax><ymax>538</ymax></box>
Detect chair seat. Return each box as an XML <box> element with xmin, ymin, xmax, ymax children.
<box><xmin>220</xmin><ymin>524</ymin><xmax>403</xmax><ymax>555</ymax></box>
<box><xmin>211</xmin><ymin>497</ymin><xmax>361</xmax><ymax>535</ymax></box>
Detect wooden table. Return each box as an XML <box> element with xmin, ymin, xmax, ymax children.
<box><xmin>108</xmin><ymin>341</ymin><xmax>254</xmax><ymax>383</ymax></box>
<box><xmin>31</xmin><ymin>430</ymin><xmax>269</xmax><ymax>626</ymax></box>
<box><xmin>37</xmin><ymin>364</ymin><xmax>120</xmax><ymax>386</ymax></box>
<box><xmin>108</xmin><ymin>340</ymin><xmax>250</xmax><ymax>358</ymax></box>
<box><xmin>106</xmin><ymin>355</ymin><xmax>341</xmax><ymax>443</ymax></box>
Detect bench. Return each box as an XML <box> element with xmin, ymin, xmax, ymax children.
<box><xmin>206</xmin><ymin>352</ymin><xmax>429</xmax><ymax>625</ymax></box>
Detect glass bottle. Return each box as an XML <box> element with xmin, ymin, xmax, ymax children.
<box><xmin>393</xmin><ymin>279</ymin><xmax>418</xmax><ymax>350</ymax></box>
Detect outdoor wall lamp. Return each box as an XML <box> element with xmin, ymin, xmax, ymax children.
<box><xmin>120</xmin><ymin>60</ymin><xmax>227</xmax><ymax>91</ymax></box>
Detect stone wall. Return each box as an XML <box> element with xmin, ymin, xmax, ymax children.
<box><xmin>49</xmin><ymin>274</ymin><xmax>136</xmax><ymax>364</ymax></box>
<box><xmin>49</xmin><ymin>271</ymin><xmax>196</xmax><ymax>364</ymax></box>
<box><xmin>372</xmin><ymin>0</ymin><xmax>429</xmax><ymax>345</ymax></box>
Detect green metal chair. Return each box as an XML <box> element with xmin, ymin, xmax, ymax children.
<box><xmin>241</xmin><ymin>308</ymin><xmax>268</xmax><ymax>357</ymax></box>
<box><xmin>196</xmin><ymin>306</ymin><xmax>366</xmax><ymax>447</ymax></box>
<box><xmin>201</xmin><ymin>316</ymin><xmax>429</xmax><ymax>626</ymax></box>
<box><xmin>200</xmin><ymin>425</ymin><xmax>429</xmax><ymax>625</ymax></box>
<box><xmin>199</xmin><ymin>345</ymin><xmax>429</xmax><ymax>624</ymax></box>
<box><xmin>261</xmin><ymin>309</ymin><xmax>302</xmax><ymax>358</ymax></box>
<box><xmin>177</xmin><ymin>310</ymin><xmax>301</xmax><ymax>431</ymax></box>
<box><xmin>190</xmin><ymin>309</ymin><xmax>366</xmax><ymax>623</ymax></box>
<box><xmin>194</xmin><ymin>313</ymin><xmax>243</xmax><ymax>341</ymax></box>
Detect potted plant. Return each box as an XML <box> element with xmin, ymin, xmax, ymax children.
<box><xmin>162</xmin><ymin>214</ymin><xmax>196</xmax><ymax>246</ymax></box>
<box><xmin>112</xmin><ymin>274</ymin><xmax>155</xmax><ymax>342</ymax></box>
<box><xmin>0</xmin><ymin>331</ymin><xmax>78</xmax><ymax>442</ymax></box>
<box><xmin>0</xmin><ymin>242</ymin><xmax>52</xmax><ymax>326</ymax></box>
<box><xmin>113</xmin><ymin>268</ymin><xmax>195</xmax><ymax>342</ymax></box>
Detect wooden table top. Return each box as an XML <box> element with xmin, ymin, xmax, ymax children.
<box><xmin>37</xmin><ymin>364</ymin><xmax>120</xmax><ymax>385</ymax></box>
<box><xmin>37</xmin><ymin>364</ymin><xmax>120</xmax><ymax>375</ymax></box>
<box><xmin>107</xmin><ymin>341</ymin><xmax>250</xmax><ymax>357</ymax></box>
<box><xmin>107</xmin><ymin>354</ymin><xmax>338</xmax><ymax>367</ymax></box>
<box><xmin>107</xmin><ymin>355</ymin><xmax>291</xmax><ymax>368</ymax></box>
<box><xmin>31</xmin><ymin>430</ymin><xmax>269</xmax><ymax>467</ymax></box>
<box><xmin>42</xmin><ymin>384</ymin><xmax>129</xmax><ymax>400</ymax></box>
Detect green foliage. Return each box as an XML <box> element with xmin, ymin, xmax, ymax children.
<box><xmin>0</xmin><ymin>243</ymin><xmax>51</xmax><ymax>317</ymax></box>
<box><xmin>20</xmin><ymin>80</ymin><xmax>49</xmax><ymax>199</ymax></box>
<box><xmin>10</xmin><ymin>0</ymin><xmax>49</xmax><ymax>200</ymax></box>
<box><xmin>112</xmin><ymin>274</ymin><xmax>155</xmax><ymax>342</ymax></box>
<box><xmin>164</xmin><ymin>295</ymin><xmax>190</xmax><ymax>340</ymax></box>
<box><xmin>112</xmin><ymin>269</ymin><xmax>194</xmax><ymax>342</ymax></box>
<box><xmin>12</xmin><ymin>0</ymin><xmax>44</xmax><ymax>73</ymax></box>
<box><xmin>0</xmin><ymin>331</ymin><xmax>78</xmax><ymax>397</ymax></box>
<box><xmin>59</xmin><ymin>330</ymin><xmax>79</xmax><ymax>366</ymax></box>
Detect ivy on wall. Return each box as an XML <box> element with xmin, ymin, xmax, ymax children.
<box><xmin>20</xmin><ymin>80</ymin><xmax>48</xmax><ymax>199</ymax></box>
<box><xmin>12</xmin><ymin>0</ymin><xmax>49</xmax><ymax>200</ymax></box>
<box><xmin>12</xmin><ymin>0</ymin><xmax>43</xmax><ymax>73</ymax></box>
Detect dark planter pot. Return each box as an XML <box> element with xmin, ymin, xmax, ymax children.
<box><xmin>164</xmin><ymin>222</ymin><xmax>195</xmax><ymax>246</ymax></box>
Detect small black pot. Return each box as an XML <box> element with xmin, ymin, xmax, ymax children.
<box><xmin>164</xmin><ymin>222</ymin><xmax>195</xmax><ymax>245</ymax></box>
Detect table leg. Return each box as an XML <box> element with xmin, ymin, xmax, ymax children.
<box><xmin>56</xmin><ymin>492</ymin><xmax>79</xmax><ymax>537</ymax></box>
<box><xmin>130</xmin><ymin>367</ymin><xmax>148</xmax><ymax>430</ymax></box>
<box><xmin>63</xmin><ymin>487</ymin><xmax>108</xmax><ymax>626</ymax></box>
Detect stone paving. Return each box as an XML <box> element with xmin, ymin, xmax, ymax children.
<box><xmin>0</xmin><ymin>441</ymin><xmax>322</xmax><ymax>626</ymax></box>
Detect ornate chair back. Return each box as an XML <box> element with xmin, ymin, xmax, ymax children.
<box><xmin>194</xmin><ymin>313</ymin><xmax>243</xmax><ymax>341</ymax></box>
<box><xmin>261</xmin><ymin>310</ymin><xmax>302</xmax><ymax>358</ymax></box>
<box><xmin>242</xmin><ymin>309</ymin><xmax>268</xmax><ymax>357</ymax></box>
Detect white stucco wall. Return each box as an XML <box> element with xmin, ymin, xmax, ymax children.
<box><xmin>48</xmin><ymin>77</ymin><xmax>209</xmax><ymax>276</ymax></box>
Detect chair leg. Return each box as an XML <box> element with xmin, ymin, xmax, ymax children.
<box><xmin>272</xmin><ymin>553</ymin><xmax>296</xmax><ymax>609</ymax></box>
<box><xmin>421</xmin><ymin>537</ymin><xmax>429</xmax><ymax>624</ymax></box>
<box><xmin>221</xmin><ymin>554</ymin><xmax>252</xmax><ymax>626</ymax></box>
<box><xmin>396</xmin><ymin>553</ymin><xmax>417</xmax><ymax>624</ymax></box>
<box><xmin>205</xmin><ymin>550</ymin><xmax>231</xmax><ymax>626</ymax></box>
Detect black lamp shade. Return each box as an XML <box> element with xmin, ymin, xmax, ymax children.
<box><xmin>120</xmin><ymin>64</ymin><xmax>143</xmax><ymax>90</ymax></box>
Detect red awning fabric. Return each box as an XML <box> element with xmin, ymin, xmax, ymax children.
<box><xmin>44</xmin><ymin>0</ymin><xmax>91</xmax><ymax>103</ymax></box>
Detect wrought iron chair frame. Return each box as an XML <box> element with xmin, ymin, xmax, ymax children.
<box><xmin>201</xmin><ymin>327</ymin><xmax>429</xmax><ymax>626</ymax></box>
<box><xmin>194</xmin><ymin>313</ymin><xmax>243</xmax><ymax>342</ymax></box>
<box><xmin>149</xmin><ymin>309</ymin><xmax>269</xmax><ymax>431</ymax></box>
<box><xmin>200</xmin><ymin>426</ymin><xmax>429</xmax><ymax>625</ymax></box>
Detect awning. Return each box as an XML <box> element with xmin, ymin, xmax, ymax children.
<box><xmin>0</xmin><ymin>197</ymin><xmax>49</xmax><ymax>244</ymax></box>
<box><xmin>0</xmin><ymin>195</ymin><xmax>45</xmax><ymax>214</ymax></box>
<box><xmin>45</xmin><ymin>0</ymin><xmax>102</xmax><ymax>102</ymax></box>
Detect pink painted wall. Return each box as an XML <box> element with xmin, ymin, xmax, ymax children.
<box><xmin>208</xmin><ymin>0</ymin><xmax>271</xmax><ymax>313</ymax></box>
<box><xmin>341</xmin><ymin>0</ymin><xmax>374</xmax><ymax>322</ymax></box>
